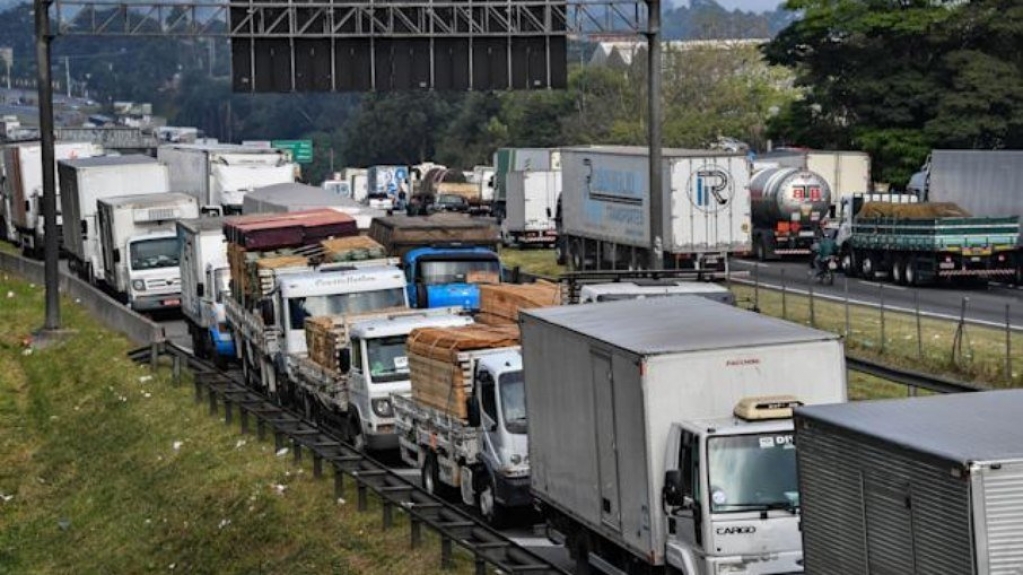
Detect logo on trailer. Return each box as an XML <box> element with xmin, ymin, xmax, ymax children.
<box><xmin>688</xmin><ymin>166</ymin><xmax>732</xmax><ymax>213</ymax></box>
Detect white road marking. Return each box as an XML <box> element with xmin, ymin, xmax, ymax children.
<box><xmin>857</xmin><ymin>280</ymin><xmax>906</xmax><ymax>291</ymax></box>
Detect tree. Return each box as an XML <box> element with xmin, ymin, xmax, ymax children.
<box><xmin>765</xmin><ymin>0</ymin><xmax>1023</xmax><ymax>185</ymax></box>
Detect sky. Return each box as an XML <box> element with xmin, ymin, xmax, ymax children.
<box><xmin>713</xmin><ymin>0</ymin><xmax>784</xmax><ymax>12</ymax></box>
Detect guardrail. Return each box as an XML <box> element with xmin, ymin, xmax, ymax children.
<box><xmin>0</xmin><ymin>251</ymin><xmax>165</xmax><ymax>345</ymax></box>
<box><xmin>512</xmin><ymin>267</ymin><xmax>981</xmax><ymax>396</ymax></box>
<box><xmin>136</xmin><ymin>341</ymin><xmax>569</xmax><ymax>575</ymax></box>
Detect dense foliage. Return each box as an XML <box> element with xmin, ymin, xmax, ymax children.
<box><xmin>764</xmin><ymin>0</ymin><xmax>1023</xmax><ymax>184</ymax></box>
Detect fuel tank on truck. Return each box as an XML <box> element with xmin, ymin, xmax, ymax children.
<box><xmin>751</xmin><ymin>167</ymin><xmax>832</xmax><ymax>225</ymax></box>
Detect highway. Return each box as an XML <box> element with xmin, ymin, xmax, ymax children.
<box><xmin>731</xmin><ymin>258</ymin><xmax>1023</xmax><ymax>330</ymax></box>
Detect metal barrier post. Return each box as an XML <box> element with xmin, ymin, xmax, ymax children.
<box><xmin>441</xmin><ymin>536</ymin><xmax>454</xmax><ymax>570</ymax></box>
<box><xmin>410</xmin><ymin>517</ymin><xmax>422</xmax><ymax>548</ymax></box>
<box><xmin>879</xmin><ymin>283</ymin><xmax>886</xmax><ymax>354</ymax></box>
<box><xmin>808</xmin><ymin>279</ymin><xmax>815</xmax><ymax>327</ymax></box>
<box><xmin>1006</xmin><ymin>304</ymin><xmax>1013</xmax><ymax>384</ymax></box>
<box><xmin>844</xmin><ymin>275</ymin><xmax>850</xmax><ymax>339</ymax></box>
<box><xmin>382</xmin><ymin>500</ymin><xmax>393</xmax><ymax>529</ymax></box>
<box><xmin>358</xmin><ymin>481</ymin><xmax>368</xmax><ymax>512</ymax></box>
<box><xmin>915</xmin><ymin>291</ymin><xmax>923</xmax><ymax>360</ymax></box>
<box><xmin>334</xmin><ymin>465</ymin><xmax>344</xmax><ymax>498</ymax></box>
<box><xmin>753</xmin><ymin>263</ymin><xmax>760</xmax><ymax>313</ymax></box>
<box><xmin>172</xmin><ymin>354</ymin><xmax>181</xmax><ymax>386</ymax></box>
<box><xmin>781</xmin><ymin>269</ymin><xmax>787</xmax><ymax>319</ymax></box>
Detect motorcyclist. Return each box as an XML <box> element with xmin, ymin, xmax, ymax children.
<box><xmin>811</xmin><ymin>223</ymin><xmax>838</xmax><ymax>277</ymax></box>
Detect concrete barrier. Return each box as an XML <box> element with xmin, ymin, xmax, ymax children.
<box><xmin>0</xmin><ymin>251</ymin><xmax>166</xmax><ymax>345</ymax></box>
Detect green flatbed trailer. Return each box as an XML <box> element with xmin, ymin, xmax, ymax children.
<box><xmin>848</xmin><ymin>215</ymin><xmax>1021</xmax><ymax>285</ymax></box>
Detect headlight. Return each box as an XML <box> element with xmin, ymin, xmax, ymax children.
<box><xmin>715</xmin><ymin>564</ymin><xmax>748</xmax><ymax>575</ymax></box>
<box><xmin>371</xmin><ymin>398</ymin><xmax>393</xmax><ymax>418</ymax></box>
<box><xmin>510</xmin><ymin>454</ymin><xmax>522</xmax><ymax>465</ymax></box>
<box><xmin>131</xmin><ymin>279</ymin><xmax>146</xmax><ymax>291</ymax></box>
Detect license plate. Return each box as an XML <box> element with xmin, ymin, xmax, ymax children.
<box><xmin>939</xmin><ymin>263</ymin><xmax>955</xmax><ymax>270</ymax></box>
<box><xmin>163</xmin><ymin>298</ymin><xmax>181</xmax><ymax>306</ymax></box>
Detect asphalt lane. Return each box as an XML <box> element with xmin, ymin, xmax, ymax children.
<box><xmin>731</xmin><ymin>259</ymin><xmax>1023</xmax><ymax>330</ymax></box>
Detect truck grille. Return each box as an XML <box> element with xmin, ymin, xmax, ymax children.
<box><xmin>145</xmin><ymin>277</ymin><xmax>181</xmax><ymax>290</ymax></box>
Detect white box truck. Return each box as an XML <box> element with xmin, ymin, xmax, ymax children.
<box><xmin>0</xmin><ymin>141</ymin><xmax>101</xmax><ymax>257</ymax></box>
<box><xmin>157</xmin><ymin>143</ymin><xmax>296</xmax><ymax>215</ymax></box>
<box><xmin>521</xmin><ymin>297</ymin><xmax>846</xmax><ymax>575</ymax></box>
<box><xmin>60</xmin><ymin>155</ymin><xmax>170</xmax><ymax>284</ymax></box>
<box><xmin>559</xmin><ymin>146</ymin><xmax>752</xmax><ymax>272</ymax></box>
<box><xmin>177</xmin><ymin>217</ymin><xmax>235</xmax><ymax>363</ymax></box>
<box><xmin>795</xmin><ymin>389</ymin><xmax>1023</xmax><ymax>575</ymax></box>
<box><xmin>97</xmin><ymin>192</ymin><xmax>199</xmax><ymax>311</ymax></box>
<box><xmin>501</xmin><ymin>170</ymin><xmax>560</xmax><ymax>247</ymax></box>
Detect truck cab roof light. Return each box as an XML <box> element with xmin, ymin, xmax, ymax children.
<box><xmin>733</xmin><ymin>395</ymin><xmax>803</xmax><ymax>421</ymax></box>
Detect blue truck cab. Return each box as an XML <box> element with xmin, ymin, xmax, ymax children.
<box><xmin>403</xmin><ymin>246</ymin><xmax>502</xmax><ymax>311</ymax></box>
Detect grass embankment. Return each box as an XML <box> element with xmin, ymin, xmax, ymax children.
<box><xmin>0</xmin><ymin>273</ymin><xmax>470</xmax><ymax>574</ymax></box>
<box><xmin>496</xmin><ymin>248</ymin><xmax>1021</xmax><ymax>396</ymax></box>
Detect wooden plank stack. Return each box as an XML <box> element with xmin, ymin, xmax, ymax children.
<box><xmin>304</xmin><ymin>307</ymin><xmax>418</xmax><ymax>373</ymax></box>
<box><xmin>368</xmin><ymin>213</ymin><xmax>500</xmax><ymax>258</ymax></box>
<box><xmin>477</xmin><ymin>281</ymin><xmax>561</xmax><ymax>326</ymax></box>
<box><xmin>407</xmin><ymin>325</ymin><xmax>520</xmax><ymax>419</ymax></box>
<box><xmin>321</xmin><ymin>236</ymin><xmax>387</xmax><ymax>262</ymax></box>
<box><xmin>223</xmin><ymin>209</ymin><xmax>359</xmax><ymax>308</ymax></box>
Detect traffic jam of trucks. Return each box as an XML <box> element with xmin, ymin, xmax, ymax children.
<box><xmin>6</xmin><ymin>139</ymin><xmax>1023</xmax><ymax>575</ymax></box>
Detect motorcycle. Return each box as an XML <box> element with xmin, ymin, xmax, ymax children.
<box><xmin>811</xmin><ymin>255</ymin><xmax>839</xmax><ymax>286</ymax></box>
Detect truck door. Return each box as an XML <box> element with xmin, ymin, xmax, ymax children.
<box><xmin>592</xmin><ymin>351</ymin><xmax>622</xmax><ymax>531</ymax></box>
<box><xmin>477</xmin><ymin>369</ymin><xmax>503</xmax><ymax>472</ymax></box>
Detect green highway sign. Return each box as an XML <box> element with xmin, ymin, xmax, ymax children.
<box><xmin>271</xmin><ymin>139</ymin><xmax>314</xmax><ymax>164</ymax></box>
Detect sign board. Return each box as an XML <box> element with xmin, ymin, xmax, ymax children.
<box><xmin>271</xmin><ymin>139</ymin><xmax>313</xmax><ymax>164</ymax></box>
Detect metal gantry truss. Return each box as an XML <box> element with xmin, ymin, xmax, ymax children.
<box><xmin>50</xmin><ymin>0</ymin><xmax>648</xmax><ymax>37</ymax></box>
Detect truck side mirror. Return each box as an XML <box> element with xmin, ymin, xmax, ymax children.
<box><xmin>196</xmin><ymin>282</ymin><xmax>205</xmax><ymax>298</ymax></box>
<box><xmin>81</xmin><ymin>219</ymin><xmax>88</xmax><ymax>236</ymax></box>
<box><xmin>259</xmin><ymin>298</ymin><xmax>275</xmax><ymax>325</ymax></box>
<box><xmin>415</xmin><ymin>283</ymin><xmax>429</xmax><ymax>308</ymax></box>
<box><xmin>663</xmin><ymin>470</ymin><xmax>686</xmax><ymax>507</ymax></box>
<box><xmin>338</xmin><ymin>348</ymin><xmax>351</xmax><ymax>373</ymax></box>
<box><xmin>113</xmin><ymin>248</ymin><xmax>121</xmax><ymax>264</ymax></box>
<box><xmin>467</xmin><ymin>400</ymin><xmax>480</xmax><ymax>427</ymax></box>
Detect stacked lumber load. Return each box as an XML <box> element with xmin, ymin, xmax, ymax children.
<box><xmin>407</xmin><ymin>325</ymin><xmax>520</xmax><ymax>419</ymax></box>
<box><xmin>858</xmin><ymin>202</ymin><xmax>971</xmax><ymax>219</ymax></box>
<box><xmin>477</xmin><ymin>281</ymin><xmax>561</xmax><ymax>325</ymax></box>
<box><xmin>303</xmin><ymin>307</ymin><xmax>418</xmax><ymax>372</ymax></box>
<box><xmin>321</xmin><ymin>236</ymin><xmax>387</xmax><ymax>262</ymax></box>
<box><xmin>223</xmin><ymin>209</ymin><xmax>358</xmax><ymax>307</ymax></box>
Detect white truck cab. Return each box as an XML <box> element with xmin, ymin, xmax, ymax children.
<box><xmin>664</xmin><ymin>397</ymin><xmax>804</xmax><ymax>575</ymax></box>
<box><xmin>834</xmin><ymin>192</ymin><xmax>918</xmax><ymax>273</ymax></box>
<box><xmin>344</xmin><ymin>312</ymin><xmax>474</xmax><ymax>450</ymax></box>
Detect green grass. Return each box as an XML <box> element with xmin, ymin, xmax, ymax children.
<box><xmin>494</xmin><ymin>249</ymin><xmax>1020</xmax><ymax>395</ymax></box>
<box><xmin>731</xmin><ymin>285</ymin><xmax>1022</xmax><ymax>391</ymax></box>
<box><xmin>0</xmin><ymin>274</ymin><xmax>472</xmax><ymax>574</ymax></box>
<box><xmin>499</xmin><ymin>247</ymin><xmax>563</xmax><ymax>278</ymax></box>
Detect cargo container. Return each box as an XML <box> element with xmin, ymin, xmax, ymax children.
<box><xmin>97</xmin><ymin>192</ymin><xmax>199</xmax><ymax>311</ymax></box>
<box><xmin>367</xmin><ymin>165</ymin><xmax>409</xmax><ymax>198</ymax></box>
<box><xmin>158</xmin><ymin>143</ymin><xmax>296</xmax><ymax>214</ymax></box>
<box><xmin>0</xmin><ymin>140</ymin><xmax>101</xmax><ymax>256</ymax></box>
<box><xmin>493</xmin><ymin>147</ymin><xmax>560</xmax><ymax>218</ymax></box>
<box><xmin>501</xmin><ymin>170</ymin><xmax>560</xmax><ymax>247</ymax></box>
<box><xmin>795</xmin><ymin>390</ymin><xmax>1023</xmax><ymax>575</ymax></box>
<box><xmin>522</xmin><ymin>297</ymin><xmax>846</xmax><ymax>574</ymax></box>
<box><xmin>60</xmin><ymin>155</ymin><xmax>170</xmax><ymax>284</ymax></box>
<box><xmin>559</xmin><ymin>146</ymin><xmax>751</xmax><ymax>271</ymax></box>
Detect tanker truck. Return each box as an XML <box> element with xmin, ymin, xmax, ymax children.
<box><xmin>751</xmin><ymin>167</ymin><xmax>832</xmax><ymax>260</ymax></box>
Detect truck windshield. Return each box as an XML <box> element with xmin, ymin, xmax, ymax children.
<box><xmin>419</xmin><ymin>258</ymin><xmax>500</xmax><ymax>286</ymax></box>
<box><xmin>707</xmin><ymin>432</ymin><xmax>799</xmax><ymax>514</ymax></box>
<box><xmin>130</xmin><ymin>237</ymin><xmax>180</xmax><ymax>271</ymax></box>
<box><xmin>365</xmin><ymin>335</ymin><xmax>410</xmax><ymax>383</ymax></box>
<box><xmin>287</xmin><ymin>287</ymin><xmax>405</xmax><ymax>330</ymax></box>
<box><xmin>499</xmin><ymin>370</ymin><xmax>527</xmax><ymax>435</ymax></box>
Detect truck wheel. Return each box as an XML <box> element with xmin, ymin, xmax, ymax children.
<box><xmin>570</xmin><ymin>239</ymin><xmax>583</xmax><ymax>271</ymax></box>
<box><xmin>554</xmin><ymin>240</ymin><xmax>566</xmax><ymax>266</ymax></box>
<box><xmin>753</xmin><ymin>235</ymin><xmax>766</xmax><ymax>262</ymax></box>
<box><xmin>478</xmin><ymin>475</ymin><xmax>506</xmax><ymax>528</ymax></box>
<box><xmin>905</xmin><ymin>262</ymin><xmax>920</xmax><ymax>287</ymax></box>
<box><xmin>860</xmin><ymin>254</ymin><xmax>876</xmax><ymax>279</ymax></box>
<box><xmin>347</xmin><ymin>415</ymin><xmax>367</xmax><ymax>452</ymax></box>
<box><xmin>422</xmin><ymin>452</ymin><xmax>446</xmax><ymax>499</ymax></box>
<box><xmin>892</xmin><ymin>259</ymin><xmax>905</xmax><ymax>285</ymax></box>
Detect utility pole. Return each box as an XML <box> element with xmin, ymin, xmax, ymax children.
<box><xmin>646</xmin><ymin>0</ymin><xmax>663</xmax><ymax>270</ymax></box>
<box><xmin>35</xmin><ymin>0</ymin><xmax>61</xmax><ymax>331</ymax></box>
<box><xmin>65</xmin><ymin>55</ymin><xmax>71</xmax><ymax>97</ymax></box>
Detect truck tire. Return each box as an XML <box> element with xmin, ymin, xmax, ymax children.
<box><xmin>478</xmin><ymin>474</ymin><xmax>507</xmax><ymax>528</ymax></box>
<box><xmin>905</xmin><ymin>261</ymin><xmax>919</xmax><ymax>286</ymax></box>
<box><xmin>554</xmin><ymin>240</ymin><xmax>566</xmax><ymax>266</ymax></box>
<box><xmin>347</xmin><ymin>414</ymin><xmax>367</xmax><ymax>452</ymax></box>
<box><xmin>892</xmin><ymin>258</ymin><xmax>905</xmax><ymax>285</ymax></box>
<box><xmin>422</xmin><ymin>452</ymin><xmax>449</xmax><ymax>499</ymax></box>
<box><xmin>860</xmin><ymin>253</ymin><xmax>877</xmax><ymax>280</ymax></box>
<box><xmin>570</xmin><ymin>238</ymin><xmax>584</xmax><ymax>271</ymax></box>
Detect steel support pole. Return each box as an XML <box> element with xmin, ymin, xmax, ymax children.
<box><xmin>646</xmin><ymin>0</ymin><xmax>663</xmax><ymax>270</ymax></box>
<box><xmin>35</xmin><ymin>0</ymin><xmax>60</xmax><ymax>331</ymax></box>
